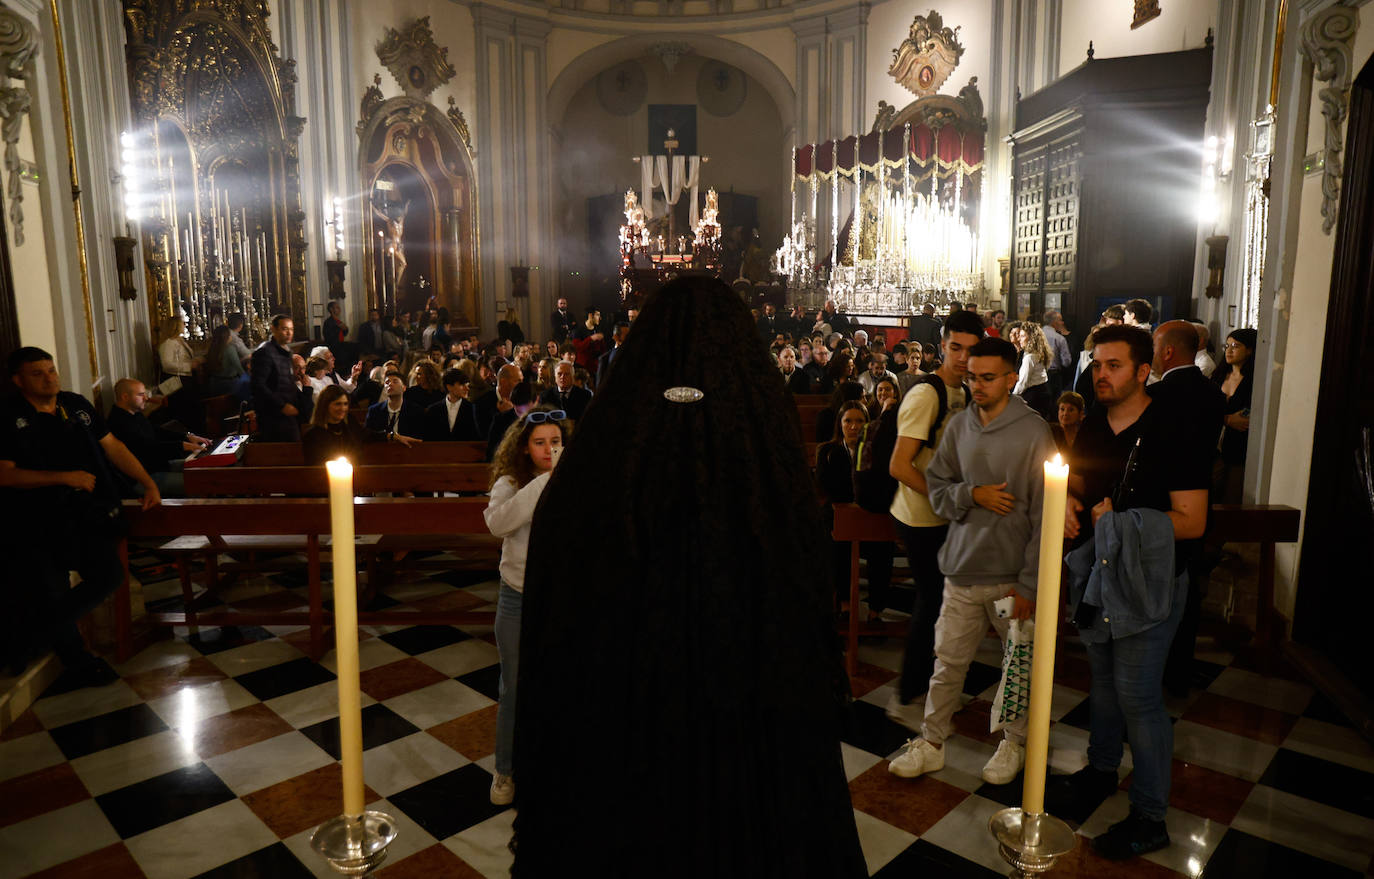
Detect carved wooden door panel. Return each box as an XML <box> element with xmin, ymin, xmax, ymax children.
<box><xmin>1012</xmin><ymin>146</ymin><xmax>1047</xmax><ymax>317</ymax></box>
<box><xmin>1042</xmin><ymin>137</ymin><xmax>1082</xmax><ymax>311</ymax></box>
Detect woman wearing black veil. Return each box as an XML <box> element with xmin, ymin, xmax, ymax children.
<box><xmin>513</xmin><ymin>275</ymin><xmax>865</xmax><ymax>877</ymax></box>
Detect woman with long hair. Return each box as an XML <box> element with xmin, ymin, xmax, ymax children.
<box><xmin>514</xmin><ymin>275</ymin><xmax>865</xmax><ymax>877</ymax></box>
<box><xmin>868</xmin><ymin>375</ymin><xmax>901</xmax><ymax>421</ymax></box>
<box><xmin>1014</xmin><ymin>322</ymin><xmax>1054</xmax><ymax>419</ymax></box>
<box><xmin>203</xmin><ymin>325</ymin><xmax>250</xmax><ymax>401</ymax></box>
<box><xmin>301</xmin><ymin>384</ymin><xmax>413</xmax><ymax>464</ymax></box>
<box><xmin>814</xmin><ymin>379</ymin><xmax>865</xmax><ymax>443</ymax></box>
<box><xmin>405</xmin><ymin>359</ymin><xmax>444</xmax><ymax>410</ymax></box>
<box><xmin>483</xmin><ymin>406</ymin><xmax>572</xmax><ymax>807</ymax></box>
<box><xmin>1211</xmin><ymin>327</ymin><xmax>1257</xmax><ymax>503</ymax></box>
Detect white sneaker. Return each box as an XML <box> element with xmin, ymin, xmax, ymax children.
<box><xmin>982</xmin><ymin>740</ymin><xmax>1026</xmax><ymax>785</ymax></box>
<box><xmin>888</xmin><ymin>738</ymin><xmax>945</xmax><ymax>778</ymax></box>
<box><xmin>490</xmin><ymin>773</ymin><xmax>515</xmax><ymax>805</ymax></box>
<box><xmin>884</xmin><ymin>691</ymin><xmax>925</xmax><ymax>733</ymax></box>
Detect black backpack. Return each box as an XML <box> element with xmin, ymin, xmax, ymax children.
<box><xmin>852</xmin><ymin>373</ymin><xmax>961</xmax><ymax>513</ymax></box>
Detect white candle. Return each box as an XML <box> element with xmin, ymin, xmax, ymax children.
<box><xmin>1022</xmin><ymin>453</ymin><xmax>1070</xmax><ymax>816</ymax></box>
<box><xmin>325</xmin><ymin>457</ymin><xmax>364</xmax><ymax>817</ymax></box>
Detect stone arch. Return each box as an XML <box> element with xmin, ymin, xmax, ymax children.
<box><xmin>548</xmin><ymin>32</ymin><xmax>795</xmax><ymax>138</ymax></box>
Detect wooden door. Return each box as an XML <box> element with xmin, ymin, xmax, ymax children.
<box><xmin>1294</xmin><ymin>54</ymin><xmax>1374</xmax><ymax>710</ymax></box>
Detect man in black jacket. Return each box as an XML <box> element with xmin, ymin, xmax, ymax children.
<box><xmin>365</xmin><ymin>371</ymin><xmax>425</xmax><ymax>439</ymax></box>
<box><xmin>423</xmin><ymin>368</ymin><xmax>481</xmax><ymax>441</ymax></box>
<box><xmin>596</xmin><ymin>321</ymin><xmax>630</xmax><ymax>390</ymax></box>
<box><xmin>107</xmin><ymin>379</ymin><xmax>209</xmax><ymax>496</ymax></box>
<box><xmin>1148</xmin><ymin>320</ymin><xmax>1225</xmax><ymax>697</ymax></box>
<box><xmin>251</xmin><ymin>315</ymin><xmax>304</xmax><ymax>441</ymax></box>
<box><xmin>538</xmin><ymin>360</ymin><xmax>591</xmax><ymax>421</ymax></box>
<box><xmin>551</xmin><ymin>297</ymin><xmax>577</xmax><ymax>344</ymax></box>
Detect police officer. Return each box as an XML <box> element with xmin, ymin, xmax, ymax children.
<box><xmin>0</xmin><ymin>347</ymin><xmax>162</xmax><ymax>686</ymax></box>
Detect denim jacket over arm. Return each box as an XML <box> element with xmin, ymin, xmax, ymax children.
<box><xmin>1066</xmin><ymin>507</ymin><xmax>1183</xmax><ymax>642</ymax></box>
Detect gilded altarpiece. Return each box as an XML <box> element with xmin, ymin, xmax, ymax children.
<box><xmin>122</xmin><ymin>0</ymin><xmax>307</xmax><ymax>340</ymax></box>
<box><xmin>357</xmin><ymin>90</ymin><xmax>479</xmax><ymax>325</ymax></box>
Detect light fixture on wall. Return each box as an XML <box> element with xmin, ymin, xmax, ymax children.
<box><xmin>119</xmin><ymin>130</ymin><xmax>159</xmax><ymax>224</ymax></box>
<box><xmin>324</xmin><ymin>195</ymin><xmax>347</xmax><ymax>300</ymax></box>
<box><xmin>1197</xmin><ymin>133</ymin><xmax>1232</xmax><ymax>226</ymax></box>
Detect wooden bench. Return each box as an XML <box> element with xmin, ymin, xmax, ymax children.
<box><xmin>829</xmin><ymin>502</ymin><xmax>1302</xmax><ymax>681</ymax></box>
<box><xmin>184</xmin><ymin>463</ymin><xmax>491</xmax><ymax>496</ymax></box>
<box><xmin>115</xmin><ymin>497</ymin><xmax>496</xmax><ymax>662</ymax></box>
<box><xmin>241</xmin><ymin>441</ymin><xmax>487</xmax><ymax>466</ymax></box>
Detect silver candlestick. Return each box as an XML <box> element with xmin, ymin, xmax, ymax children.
<box><xmin>989</xmin><ymin>808</ymin><xmax>1076</xmax><ymax>877</ymax></box>
<box><xmin>310</xmin><ymin>811</ymin><xmax>398</xmax><ymax>876</ymax></box>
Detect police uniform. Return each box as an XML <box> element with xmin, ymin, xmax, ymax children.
<box><xmin>0</xmin><ymin>390</ymin><xmax>125</xmax><ymax>670</ymax></box>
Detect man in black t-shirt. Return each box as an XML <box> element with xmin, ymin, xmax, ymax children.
<box><xmin>0</xmin><ymin>348</ymin><xmax>162</xmax><ymax>686</ymax></box>
<box><xmin>1049</xmin><ymin>325</ymin><xmax>1209</xmax><ymax>861</ymax></box>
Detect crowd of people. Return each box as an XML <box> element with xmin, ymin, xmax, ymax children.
<box><xmin>1</xmin><ymin>277</ymin><xmax>1259</xmax><ymax>872</ymax></box>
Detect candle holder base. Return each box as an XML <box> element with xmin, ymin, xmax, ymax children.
<box><xmin>310</xmin><ymin>811</ymin><xmax>398</xmax><ymax>876</ymax></box>
<box><xmin>988</xmin><ymin>808</ymin><xmax>1076</xmax><ymax>877</ymax></box>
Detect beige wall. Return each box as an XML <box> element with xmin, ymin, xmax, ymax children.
<box><xmin>1060</xmin><ymin>0</ymin><xmax>1217</xmax><ymax>73</ymax></box>
<box><xmin>10</xmin><ymin>113</ymin><xmax>58</xmax><ymax>356</ymax></box>
<box><xmin>1268</xmin><ymin>10</ymin><xmax>1374</xmax><ymax>618</ymax></box>
<box><xmin>348</xmin><ymin>1</ymin><xmax>478</xmax><ymax>140</ymax></box>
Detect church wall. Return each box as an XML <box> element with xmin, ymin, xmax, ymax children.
<box><xmin>1267</xmin><ymin>8</ymin><xmax>1373</xmax><ymax>620</ymax></box>
<box><xmin>1059</xmin><ymin>0</ymin><xmax>1217</xmax><ymax>73</ymax></box>
<box><xmin>10</xmin><ymin>114</ymin><xmax>58</xmax><ymax>359</ymax></box>
<box><xmin>554</xmin><ymin>51</ymin><xmax>786</xmax><ymax>311</ymax></box>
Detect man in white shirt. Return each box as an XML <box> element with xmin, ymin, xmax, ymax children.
<box><xmin>858</xmin><ymin>353</ymin><xmax>899</xmax><ymax>396</ymax></box>
<box><xmin>423</xmin><ymin>368</ymin><xmax>480</xmax><ymax>441</ymax></box>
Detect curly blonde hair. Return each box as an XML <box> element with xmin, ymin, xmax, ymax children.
<box><xmin>489</xmin><ymin>406</ymin><xmax>573</xmax><ymax>489</ymax></box>
<box><xmin>1021</xmin><ymin>322</ymin><xmax>1052</xmax><ymax>367</ymax></box>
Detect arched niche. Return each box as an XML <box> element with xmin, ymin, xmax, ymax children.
<box><xmin>357</xmin><ymin>96</ymin><xmax>479</xmax><ymax>326</ymax></box>
<box><xmin>122</xmin><ymin>1</ymin><xmax>306</xmax><ymax>341</ymax></box>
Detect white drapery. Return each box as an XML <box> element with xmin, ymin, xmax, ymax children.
<box><xmin>640</xmin><ymin>154</ymin><xmax>702</xmax><ymax>229</ymax></box>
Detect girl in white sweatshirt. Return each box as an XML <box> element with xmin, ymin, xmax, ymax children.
<box><xmin>482</xmin><ymin>407</ymin><xmax>570</xmax><ymax>806</ymax></box>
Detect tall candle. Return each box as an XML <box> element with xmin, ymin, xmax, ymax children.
<box><xmin>325</xmin><ymin>457</ymin><xmax>364</xmax><ymax>817</ymax></box>
<box><xmin>1021</xmin><ymin>453</ymin><xmax>1070</xmax><ymax>817</ymax></box>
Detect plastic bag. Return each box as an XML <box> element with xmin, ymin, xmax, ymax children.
<box><xmin>991</xmin><ymin>618</ymin><xmax>1034</xmax><ymax>732</ymax></box>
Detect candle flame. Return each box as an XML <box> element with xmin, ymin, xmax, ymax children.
<box><xmin>325</xmin><ymin>457</ymin><xmax>353</xmax><ymax>478</ymax></box>
<box><xmin>1052</xmin><ymin>453</ymin><xmax>1063</xmax><ymax>468</ymax></box>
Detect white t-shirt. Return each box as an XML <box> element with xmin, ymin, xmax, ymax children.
<box><xmin>890</xmin><ymin>380</ymin><xmax>966</xmax><ymax>528</ymax></box>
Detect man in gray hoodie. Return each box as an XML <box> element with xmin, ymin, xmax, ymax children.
<box><xmin>888</xmin><ymin>336</ymin><xmax>1057</xmax><ymax>786</ymax></box>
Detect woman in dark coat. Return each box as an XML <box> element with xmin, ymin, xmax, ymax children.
<box><xmin>1211</xmin><ymin>327</ymin><xmax>1256</xmax><ymax>503</ymax></box>
<box><xmin>514</xmin><ymin>276</ymin><xmax>865</xmax><ymax>878</ymax></box>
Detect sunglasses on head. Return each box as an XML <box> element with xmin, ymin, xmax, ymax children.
<box><xmin>526</xmin><ymin>410</ymin><xmax>567</xmax><ymax>424</ymax></box>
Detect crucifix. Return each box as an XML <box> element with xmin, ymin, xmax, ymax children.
<box><xmin>663</xmin><ymin>127</ymin><xmax>681</xmax><ymax>243</ymax></box>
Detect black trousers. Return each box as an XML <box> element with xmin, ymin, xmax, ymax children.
<box><xmin>256</xmin><ymin>412</ymin><xmax>302</xmax><ymax>443</ymax></box>
<box><xmin>829</xmin><ymin>540</ymin><xmax>895</xmax><ymax>612</ymax></box>
<box><xmin>7</xmin><ymin>529</ymin><xmax>124</xmax><ymax>663</ymax></box>
<box><xmin>892</xmin><ymin>520</ymin><xmax>949</xmax><ymax>703</ymax></box>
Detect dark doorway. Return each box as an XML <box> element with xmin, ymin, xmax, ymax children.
<box><xmin>1292</xmin><ymin>52</ymin><xmax>1374</xmax><ymax>732</ymax></box>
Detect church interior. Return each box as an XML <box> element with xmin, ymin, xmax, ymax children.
<box><xmin>1</xmin><ymin>0</ymin><xmax>1374</xmax><ymax>876</ymax></box>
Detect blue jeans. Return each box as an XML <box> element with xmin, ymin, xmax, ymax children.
<box><xmin>494</xmin><ymin>582</ymin><xmax>522</xmax><ymax>777</ymax></box>
<box><xmin>1081</xmin><ymin>588</ymin><xmax>1186</xmax><ymax>821</ymax></box>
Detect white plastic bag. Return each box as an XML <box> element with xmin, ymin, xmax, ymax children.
<box><xmin>991</xmin><ymin>618</ymin><xmax>1034</xmax><ymax>732</ymax></box>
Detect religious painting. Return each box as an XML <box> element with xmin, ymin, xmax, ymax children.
<box><xmin>648</xmin><ymin>104</ymin><xmax>697</xmax><ymax>156</ymax></box>
<box><xmin>1132</xmin><ymin>0</ymin><xmax>1162</xmax><ymax>30</ymax></box>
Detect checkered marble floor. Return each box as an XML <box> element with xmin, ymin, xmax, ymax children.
<box><xmin>3</xmin><ymin>559</ymin><xmax>1374</xmax><ymax>878</ymax></box>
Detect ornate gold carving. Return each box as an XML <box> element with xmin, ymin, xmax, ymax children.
<box><xmin>1300</xmin><ymin>3</ymin><xmax>1358</xmax><ymax>234</ymax></box>
<box><xmin>121</xmin><ymin>0</ymin><xmax>307</xmax><ymax>330</ymax></box>
<box><xmin>1132</xmin><ymin>1</ymin><xmax>1162</xmax><ymax>30</ymax></box>
<box><xmin>889</xmin><ymin>9</ymin><xmax>964</xmax><ymax>97</ymax></box>
<box><xmin>446</xmin><ymin>95</ymin><xmax>472</xmax><ymax>152</ymax></box>
<box><xmin>359</xmin><ymin>72</ymin><xmax>384</xmax><ymax>135</ymax></box>
<box><xmin>376</xmin><ymin>17</ymin><xmax>455</xmax><ymax>100</ymax></box>
<box><xmin>871</xmin><ymin>100</ymin><xmax>897</xmax><ymax>132</ymax></box>
<box><xmin>0</xmin><ymin>8</ymin><xmax>36</xmax><ymax>246</ymax></box>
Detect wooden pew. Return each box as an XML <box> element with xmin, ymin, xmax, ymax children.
<box><xmin>115</xmin><ymin>497</ymin><xmax>495</xmax><ymax>662</ymax></box>
<box><xmin>185</xmin><ymin>463</ymin><xmax>491</xmax><ymax>496</ymax></box>
<box><xmin>241</xmin><ymin>441</ymin><xmax>487</xmax><ymax>466</ymax></box>
<box><xmin>829</xmin><ymin>502</ymin><xmax>1302</xmax><ymax>681</ymax></box>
